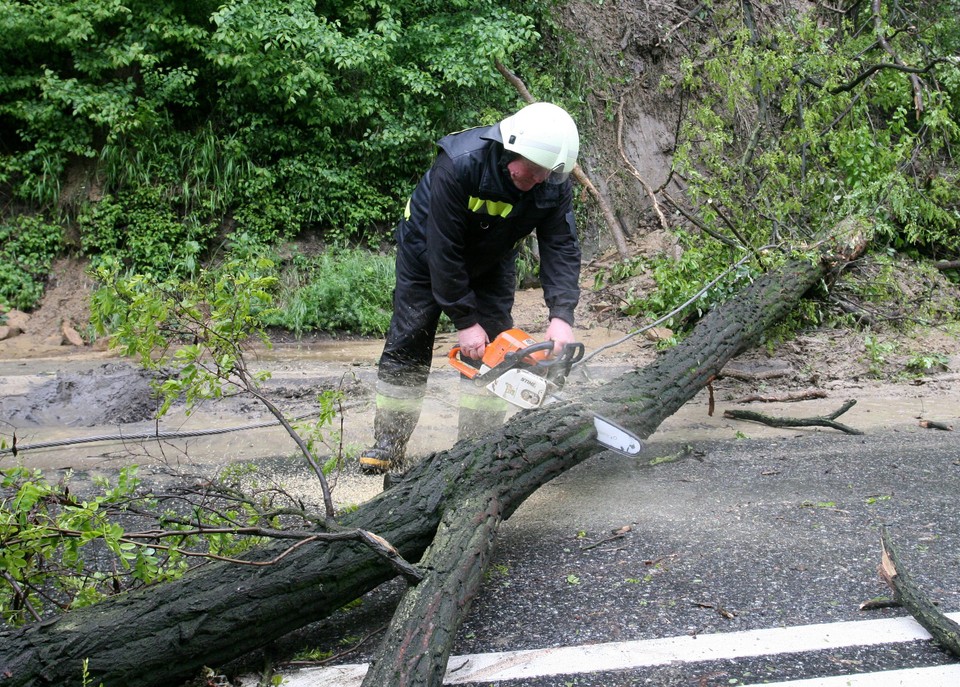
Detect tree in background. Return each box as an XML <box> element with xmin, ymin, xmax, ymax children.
<box><xmin>613</xmin><ymin>1</ymin><xmax>960</xmax><ymax>332</ymax></box>
<box><xmin>0</xmin><ymin>0</ymin><xmax>558</xmax><ymax>284</ymax></box>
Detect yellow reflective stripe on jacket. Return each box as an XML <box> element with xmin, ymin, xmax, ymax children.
<box><xmin>404</xmin><ymin>195</ymin><xmax>513</xmax><ymax>221</ymax></box>
<box><xmin>467</xmin><ymin>196</ymin><xmax>513</xmax><ymax>218</ymax></box>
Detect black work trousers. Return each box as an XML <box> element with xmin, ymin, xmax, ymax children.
<box><xmin>377</xmin><ymin>241</ymin><xmax>516</xmax><ymax>388</ymax></box>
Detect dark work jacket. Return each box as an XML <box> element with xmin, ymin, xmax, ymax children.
<box><xmin>395</xmin><ymin>124</ymin><xmax>581</xmax><ymax>331</ymax></box>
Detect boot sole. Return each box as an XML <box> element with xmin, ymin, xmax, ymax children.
<box><xmin>359</xmin><ymin>456</ymin><xmax>392</xmax><ymax>474</ymax></box>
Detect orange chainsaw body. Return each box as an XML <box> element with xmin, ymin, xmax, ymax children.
<box><xmin>448</xmin><ymin>328</ymin><xmax>551</xmax><ymax>379</ymax></box>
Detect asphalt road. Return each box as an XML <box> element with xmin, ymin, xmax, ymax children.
<box><xmin>5</xmin><ymin>351</ymin><xmax>959</xmax><ymax>685</ymax></box>
<box><xmin>260</xmin><ymin>425</ymin><xmax>960</xmax><ymax>686</ymax></box>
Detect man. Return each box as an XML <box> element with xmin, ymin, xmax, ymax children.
<box><xmin>359</xmin><ymin>101</ymin><xmax>582</xmax><ymax>474</ymax></box>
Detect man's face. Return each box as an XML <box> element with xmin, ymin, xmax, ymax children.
<box><xmin>506</xmin><ymin>157</ymin><xmax>552</xmax><ymax>192</ymax></box>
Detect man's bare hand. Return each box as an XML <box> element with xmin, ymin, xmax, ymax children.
<box><xmin>544</xmin><ymin>318</ymin><xmax>574</xmax><ymax>355</ymax></box>
<box><xmin>458</xmin><ymin>323</ymin><xmax>489</xmax><ymax>360</ymax></box>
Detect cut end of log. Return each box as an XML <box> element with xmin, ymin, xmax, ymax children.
<box><xmin>879</xmin><ymin>546</ymin><xmax>898</xmax><ymax>584</ymax></box>
<box><xmin>919</xmin><ymin>419</ymin><xmax>954</xmax><ymax>431</ymax></box>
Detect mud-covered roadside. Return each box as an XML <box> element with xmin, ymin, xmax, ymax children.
<box><xmin>2</xmin><ymin>313</ymin><xmax>959</xmax><ymax>516</ymax></box>
<box><xmin>2</xmin><ymin>261</ymin><xmax>959</xmax><ymax>511</ymax></box>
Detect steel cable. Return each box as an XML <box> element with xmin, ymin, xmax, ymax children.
<box><xmin>0</xmin><ymin>400</ymin><xmax>368</xmax><ymax>456</ymax></box>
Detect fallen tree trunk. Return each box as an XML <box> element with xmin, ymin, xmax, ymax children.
<box><xmin>0</xmin><ymin>220</ymin><xmax>869</xmax><ymax>687</ymax></box>
<box><xmin>362</xmin><ymin>221</ymin><xmax>872</xmax><ymax>685</ymax></box>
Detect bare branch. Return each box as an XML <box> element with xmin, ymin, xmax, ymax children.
<box><xmin>878</xmin><ymin>526</ymin><xmax>960</xmax><ymax>657</ymax></box>
<box><xmin>723</xmin><ymin>399</ymin><xmax>864</xmax><ymax>435</ymax></box>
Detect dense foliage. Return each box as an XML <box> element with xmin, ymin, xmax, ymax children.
<box><xmin>0</xmin><ymin>0</ymin><xmax>564</xmax><ymax>306</ymax></box>
<box><xmin>620</xmin><ymin>1</ymin><xmax>960</xmax><ymax>330</ymax></box>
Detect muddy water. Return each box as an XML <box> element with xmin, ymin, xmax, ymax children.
<box><xmin>2</xmin><ymin>333</ymin><xmax>958</xmax><ymax>510</ymax></box>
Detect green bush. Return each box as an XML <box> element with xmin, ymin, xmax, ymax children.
<box><xmin>265</xmin><ymin>248</ymin><xmax>396</xmax><ymax>336</ymax></box>
<box><xmin>0</xmin><ymin>215</ymin><xmax>63</xmax><ymax>310</ymax></box>
<box><xmin>78</xmin><ymin>187</ymin><xmax>214</xmax><ymax>275</ymax></box>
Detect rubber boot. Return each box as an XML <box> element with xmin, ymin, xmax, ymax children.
<box><xmin>359</xmin><ymin>403</ymin><xmax>422</xmax><ymax>475</ymax></box>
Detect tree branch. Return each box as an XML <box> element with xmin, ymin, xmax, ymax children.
<box><xmin>723</xmin><ymin>399</ymin><xmax>864</xmax><ymax>435</ymax></box>
<box><xmin>878</xmin><ymin>526</ymin><xmax>960</xmax><ymax>657</ymax></box>
<box><xmin>871</xmin><ymin>0</ymin><xmax>924</xmax><ymax>116</ymax></box>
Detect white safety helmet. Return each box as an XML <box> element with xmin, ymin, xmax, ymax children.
<box><xmin>499</xmin><ymin>102</ymin><xmax>579</xmax><ymax>184</ymax></box>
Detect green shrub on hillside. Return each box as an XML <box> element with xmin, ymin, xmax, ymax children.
<box><xmin>0</xmin><ymin>216</ymin><xmax>63</xmax><ymax>311</ymax></box>
<box><xmin>265</xmin><ymin>248</ymin><xmax>396</xmax><ymax>336</ymax></box>
<box><xmin>78</xmin><ymin>187</ymin><xmax>214</xmax><ymax>276</ymax></box>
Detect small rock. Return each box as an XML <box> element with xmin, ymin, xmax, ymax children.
<box><xmin>62</xmin><ymin>321</ymin><xmax>86</xmax><ymax>347</ymax></box>
<box><xmin>644</xmin><ymin>326</ymin><xmax>673</xmax><ymax>342</ymax></box>
<box><xmin>0</xmin><ymin>325</ymin><xmax>24</xmax><ymax>341</ymax></box>
<box><xmin>2</xmin><ymin>309</ymin><xmax>31</xmax><ymax>330</ymax></box>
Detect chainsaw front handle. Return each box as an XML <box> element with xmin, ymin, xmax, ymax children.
<box><xmin>506</xmin><ymin>341</ymin><xmax>584</xmax><ymax>384</ymax></box>
<box><xmin>501</xmin><ymin>340</ymin><xmax>555</xmax><ymax>366</ymax></box>
<box><xmin>448</xmin><ymin>346</ymin><xmax>481</xmax><ymax>379</ymax></box>
<box><xmin>535</xmin><ymin>341</ymin><xmax>585</xmax><ymax>370</ymax></box>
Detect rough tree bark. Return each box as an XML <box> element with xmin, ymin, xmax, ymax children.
<box><xmin>0</xmin><ymin>220</ymin><xmax>869</xmax><ymax>687</ymax></box>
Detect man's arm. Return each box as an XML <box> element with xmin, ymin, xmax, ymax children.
<box><xmin>536</xmin><ymin>182</ymin><xmax>582</xmax><ymax>347</ymax></box>
<box><xmin>424</xmin><ymin>153</ymin><xmax>479</xmax><ymax>331</ymax></box>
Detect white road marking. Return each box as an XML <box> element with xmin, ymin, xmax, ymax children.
<box><xmin>758</xmin><ymin>664</ymin><xmax>960</xmax><ymax>686</ymax></box>
<box><xmin>251</xmin><ymin>612</ymin><xmax>960</xmax><ymax>686</ymax></box>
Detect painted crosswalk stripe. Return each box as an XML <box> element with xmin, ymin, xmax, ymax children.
<box><xmin>257</xmin><ymin>612</ymin><xmax>960</xmax><ymax>686</ymax></box>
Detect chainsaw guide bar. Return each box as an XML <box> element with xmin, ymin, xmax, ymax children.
<box><xmin>593</xmin><ymin>415</ymin><xmax>644</xmax><ymax>456</ymax></box>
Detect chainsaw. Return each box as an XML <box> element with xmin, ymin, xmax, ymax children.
<box><xmin>448</xmin><ymin>328</ymin><xmax>643</xmax><ymax>456</ymax></box>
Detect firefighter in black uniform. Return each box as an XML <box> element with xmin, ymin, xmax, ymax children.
<box><xmin>360</xmin><ymin>102</ymin><xmax>582</xmax><ymax>474</ymax></box>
